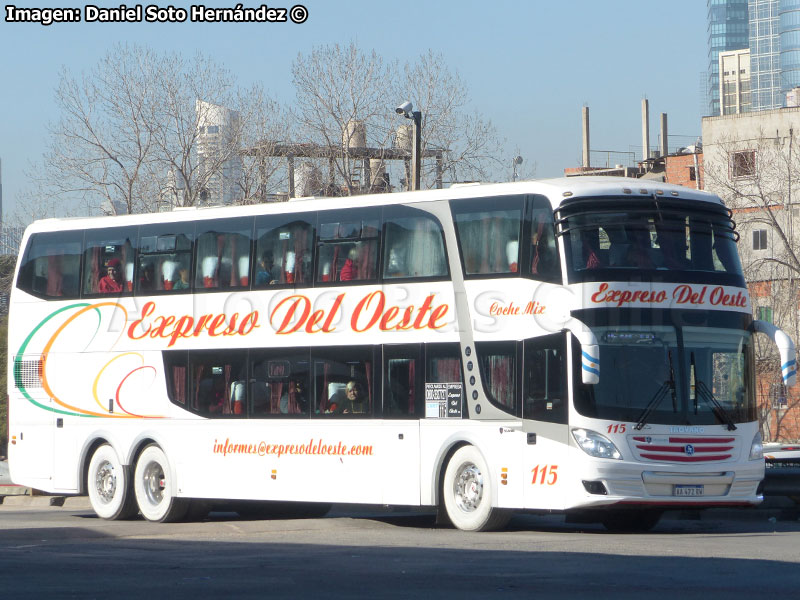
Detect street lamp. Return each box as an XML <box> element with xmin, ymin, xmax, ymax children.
<box><xmin>396</xmin><ymin>101</ymin><xmax>422</xmax><ymax>191</ymax></box>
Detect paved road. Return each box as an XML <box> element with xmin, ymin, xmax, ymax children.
<box><xmin>2</xmin><ymin>503</ymin><xmax>800</xmax><ymax>599</ymax></box>
<box><xmin>0</xmin><ymin>461</ymin><xmax>9</xmax><ymax>485</ymax></box>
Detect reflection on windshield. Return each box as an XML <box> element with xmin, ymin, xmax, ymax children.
<box><xmin>557</xmin><ymin>199</ymin><xmax>744</xmax><ymax>284</ymax></box>
<box><xmin>573</xmin><ymin>325</ymin><xmax>755</xmax><ymax>426</ymax></box>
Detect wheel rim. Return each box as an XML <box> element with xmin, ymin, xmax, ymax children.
<box><xmin>453</xmin><ymin>463</ymin><xmax>483</xmax><ymax>513</ymax></box>
<box><xmin>94</xmin><ymin>460</ymin><xmax>116</xmax><ymax>503</ymax></box>
<box><xmin>142</xmin><ymin>460</ymin><xmax>166</xmax><ymax>506</ymax></box>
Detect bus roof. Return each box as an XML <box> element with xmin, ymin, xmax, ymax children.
<box><xmin>23</xmin><ymin>177</ymin><xmax>723</xmax><ymax>234</ymax></box>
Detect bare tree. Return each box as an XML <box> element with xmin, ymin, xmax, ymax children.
<box><xmin>704</xmin><ymin>128</ymin><xmax>800</xmax><ymax>441</ymax></box>
<box><xmin>290</xmin><ymin>43</ymin><xmax>505</xmax><ymax>195</ymax></box>
<box><xmin>26</xmin><ymin>44</ymin><xmax>288</xmax><ymax>217</ymax></box>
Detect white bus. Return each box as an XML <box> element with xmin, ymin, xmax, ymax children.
<box><xmin>7</xmin><ymin>177</ymin><xmax>795</xmax><ymax>531</ymax></box>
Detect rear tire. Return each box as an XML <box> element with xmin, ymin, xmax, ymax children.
<box><xmin>441</xmin><ymin>445</ymin><xmax>511</xmax><ymax>531</ymax></box>
<box><xmin>133</xmin><ymin>444</ymin><xmax>188</xmax><ymax>523</ymax></box>
<box><xmin>87</xmin><ymin>444</ymin><xmax>138</xmax><ymax>520</ymax></box>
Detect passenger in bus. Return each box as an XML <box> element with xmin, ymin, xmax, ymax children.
<box><xmin>139</xmin><ymin>262</ymin><xmax>156</xmax><ymax>291</ymax></box>
<box><xmin>279</xmin><ymin>378</ymin><xmax>307</xmax><ymax>414</ymax></box>
<box><xmin>339</xmin><ymin>248</ymin><xmax>358</xmax><ymax>281</ymax></box>
<box><xmin>330</xmin><ymin>380</ymin><xmax>367</xmax><ymax>414</ymax></box>
<box><xmin>98</xmin><ymin>258</ymin><xmax>124</xmax><ymax>293</ymax></box>
<box><xmin>207</xmin><ymin>378</ymin><xmax>227</xmax><ymax>415</ymax></box>
<box><xmin>173</xmin><ymin>267</ymin><xmax>191</xmax><ymax>290</ymax></box>
<box><xmin>255</xmin><ymin>251</ymin><xmax>275</xmax><ymax>286</ymax></box>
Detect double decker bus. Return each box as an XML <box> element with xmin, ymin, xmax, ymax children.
<box><xmin>7</xmin><ymin>177</ymin><xmax>795</xmax><ymax>531</ymax></box>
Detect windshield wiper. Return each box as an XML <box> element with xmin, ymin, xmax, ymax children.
<box><xmin>691</xmin><ymin>353</ymin><xmax>737</xmax><ymax>431</ymax></box>
<box><xmin>634</xmin><ymin>351</ymin><xmax>677</xmax><ymax>430</ymax></box>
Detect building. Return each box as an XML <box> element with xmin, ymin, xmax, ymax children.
<box><xmin>720</xmin><ymin>48</ymin><xmax>751</xmax><ymax>114</ymax></box>
<box><xmin>708</xmin><ymin>0</ymin><xmax>750</xmax><ymax>116</ymax></box>
<box><xmin>195</xmin><ymin>100</ymin><xmax>243</xmax><ymax>206</ymax></box>
<box><xmin>749</xmin><ymin>0</ymin><xmax>781</xmax><ymax>111</ymax></box>
<box><xmin>703</xmin><ymin>106</ymin><xmax>800</xmax><ymax>440</ymax></box>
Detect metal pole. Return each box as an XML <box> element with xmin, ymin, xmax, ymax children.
<box><xmin>412</xmin><ymin>111</ymin><xmax>421</xmax><ymax>191</ymax></box>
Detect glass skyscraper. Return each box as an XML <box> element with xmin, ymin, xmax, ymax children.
<box><xmin>708</xmin><ymin>0</ymin><xmax>750</xmax><ymax>116</ymax></box>
<box><xmin>780</xmin><ymin>0</ymin><xmax>800</xmax><ymax>94</ymax></box>
<box><xmin>750</xmin><ymin>0</ymin><xmax>781</xmax><ymax>110</ymax></box>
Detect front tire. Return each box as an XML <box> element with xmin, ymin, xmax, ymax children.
<box><xmin>87</xmin><ymin>444</ymin><xmax>138</xmax><ymax>520</ymax></box>
<box><xmin>133</xmin><ymin>444</ymin><xmax>188</xmax><ymax>522</ymax></box>
<box><xmin>441</xmin><ymin>445</ymin><xmax>511</xmax><ymax>531</ymax></box>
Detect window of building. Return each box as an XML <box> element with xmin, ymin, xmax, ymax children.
<box><xmin>316</xmin><ymin>209</ymin><xmax>381</xmax><ymax>283</ymax></box>
<box><xmin>254</xmin><ymin>214</ymin><xmax>314</xmax><ymax>287</ymax></box>
<box><xmin>689</xmin><ymin>166</ymin><xmax>697</xmax><ymax>181</ymax></box>
<box><xmin>82</xmin><ymin>227</ymin><xmax>137</xmax><ymax>296</ymax></box>
<box><xmin>382</xmin><ymin>206</ymin><xmax>447</xmax><ymax>280</ymax></box>
<box><xmin>138</xmin><ymin>222</ymin><xmax>194</xmax><ymax>293</ymax></box>
<box><xmin>730</xmin><ymin>150</ymin><xmax>756</xmax><ymax>178</ymax></box>
<box><xmin>451</xmin><ymin>195</ymin><xmax>524</xmax><ymax>277</ymax></box>
<box><xmin>17</xmin><ymin>231</ymin><xmax>83</xmax><ymax>299</ymax></box>
<box><xmin>195</xmin><ymin>217</ymin><xmax>253</xmax><ymax>291</ymax></box>
<box><xmin>771</xmin><ymin>383</ymin><xmax>788</xmax><ymax>409</ymax></box>
<box><xmin>757</xmin><ymin>305</ymin><xmax>773</xmax><ymax>323</ymax></box>
<box><xmin>753</xmin><ymin>229</ymin><xmax>768</xmax><ymax>250</ymax></box>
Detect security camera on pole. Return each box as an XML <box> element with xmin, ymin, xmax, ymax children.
<box><xmin>395</xmin><ymin>101</ymin><xmax>422</xmax><ymax>191</ymax></box>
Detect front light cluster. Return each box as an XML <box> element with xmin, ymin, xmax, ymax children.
<box><xmin>572</xmin><ymin>428</ymin><xmax>622</xmax><ymax>460</ymax></box>
<box><xmin>749</xmin><ymin>432</ymin><xmax>764</xmax><ymax>461</ymax></box>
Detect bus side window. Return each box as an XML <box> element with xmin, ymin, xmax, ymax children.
<box><xmin>383</xmin><ymin>345</ymin><xmax>423</xmax><ymax>418</ymax></box>
<box><xmin>82</xmin><ymin>226</ymin><xmax>137</xmax><ymax>296</ymax></box>
<box><xmin>523</xmin><ymin>333</ymin><xmax>567</xmax><ymax>424</ymax></box>
<box><xmin>527</xmin><ymin>195</ymin><xmax>561</xmax><ymax>284</ymax></box>
<box><xmin>249</xmin><ymin>351</ymin><xmax>310</xmax><ymax>417</ymax></box>
<box><xmin>425</xmin><ymin>343</ymin><xmax>466</xmax><ymax>418</ymax></box>
<box><xmin>476</xmin><ymin>341</ymin><xmax>518</xmax><ymax>415</ymax></box>
<box><xmin>254</xmin><ymin>216</ymin><xmax>314</xmax><ymax>287</ymax></box>
<box><xmin>138</xmin><ymin>224</ymin><xmax>194</xmax><ymax>293</ymax></box>
<box><xmin>195</xmin><ymin>217</ymin><xmax>253</xmax><ymax>291</ymax></box>
<box><xmin>382</xmin><ymin>206</ymin><xmax>448</xmax><ymax>280</ymax></box>
<box><xmin>316</xmin><ymin>209</ymin><xmax>381</xmax><ymax>284</ymax></box>
<box><xmin>16</xmin><ymin>231</ymin><xmax>83</xmax><ymax>299</ymax></box>
<box><xmin>312</xmin><ymin>346</ymin><xmax>374</xmax><ymax>416</ymax></box>
<box><xmin>189</xmin><ymin>351</ymin><xmax>247</xmax><ymax>417</ymax></box>
<box><xmin>451</xmin><ymin>196</ymin><xmax>524</xmax><ymax>276</ymax></box>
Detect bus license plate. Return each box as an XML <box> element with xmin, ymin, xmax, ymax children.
<box><xmin>674</xmin><ymin>485</ymin><xmax>704</xmax><ymax>497</ymax></box>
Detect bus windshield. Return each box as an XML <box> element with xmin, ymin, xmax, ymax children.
<box><xmin>557</xmin><ymin>197</ymin><xmax>744</xmax><ymax>286</ymax></box>
<box><xmin>572</xmin><ymin>310</ymin><xmax>756</xmax><ymax>426</ymax></box>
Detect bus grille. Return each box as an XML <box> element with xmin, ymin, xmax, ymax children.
<box><xmin>629</xmin><ymin>435</ymin><xmax>736</xmax><ymax>463</ymax></box>
<box><xmin>14</xmin><ymin>358</ymin><xmax>43</xmax><ymax>388</ymax></box>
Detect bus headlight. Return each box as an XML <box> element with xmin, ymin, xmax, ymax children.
<box><xmin>571</xmin><ymin>428</ymin><xmax>622</xmax><ymax>460</ymax></box>
<box><xmin>749</xmin><ymin>432</ymin><xmax>764</xmax><ymax>461</ymax></box>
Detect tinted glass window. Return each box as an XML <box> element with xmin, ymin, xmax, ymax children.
<box><xmin>383</xmin><ymin>344</ymin><xmax>423</xmax><ymax>418</ymax></box>
<box><xmin>82</xmin><ymin>227</ymin><xmax>136</xmax><ymax>296</ymax></box>
<box><xmin>316</xmin><ymin>209</ymin><xmax>381</xmax><ymax>283</ymax></box>
<box><xmin>451</xmin><ymin>196</ymin><xmax>523</xmax><ymax>276</ymax></box>
<box><xmin>523</xmin><ymin>333</ymin><xmax>568</xmax><ymax>424</ymax></box>
<box><xmin>477</xmin><ymin>341</ymin><xmax>518</xmax><ymax>415</ymax></box>
<box><xmin>17</xmin><ymin>231</ymin><xmax>83</xmax><ymax>299</ymax></box>
<box><xmin>138</xmin><ymin>222</ymin><xmax>194</xmax><ymax>293</ymax></box>
<box><xmin>254</xmin><ymin>214</ymin><xmax>314</xmax><ymax>287</ymax></box>
<box><xmin>313</xmin><ymin>346</ymin><xmax>374</xmax><ymax>416</ymax></box>
<box><xmin>250</xmin><ymin>350</ymin><xmax>310</xmax><ymax>417</ymax></box>
<box><xmin>195</xmin><ymin>218</ymin><xmax>253</xmax><ymax>291</ymax></box>
<box><xmin>382</xmin><ymin>206</ymin><xmax>447</xmax><ymax>279</ymax></box>
<box><xmin>527</xmin><ymin>195</ymin><xmax>561</xmax><ymax>283</ymax></box>
<box><xmin>189</xmin><ymin>350</ymin><xmax>248</xmax><ymax>417</ymax></box>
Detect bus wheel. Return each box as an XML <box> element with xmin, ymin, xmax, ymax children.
<box><xmin>133</xmin><ymin>445</ymin><xmax>188</xmax><ymax>523</ymax></box>
<box><xmin>87</xmin><ymin>444</ymin><xmax>138</xmax><ymax>520</ymax></box>
<box><xmin>601</xmin><ymin>510</ymin><xmax>662</xmax><ymax>532</ymax></box>
<box><xmin>441</xmin><ymin>446</ymin><xmax>511</xmax><ymax>531</ymax></box>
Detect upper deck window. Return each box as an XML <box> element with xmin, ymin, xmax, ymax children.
<box><xmin>382</xmin><ymin>206</ymin><xmax>447</xmax><ymax>280</ymax></box>
<box><xmin>82</xmin><ymin>227</ymin><xmax>136</xmax><ymax>296</ymax></box>
<box><xmin>316</xmin><ymin>208</ymin><xmax>381</xmax><ymax>284</ymax></box>
<box><xmin>17</xmin><ymin>231</ymin><xmax>83</xmax><ymax>299</ymax></box>
<box><xmin>138</xmin><ymin>222</ymin><xmax>194</xmax><ymax>293</ymax></box>
<box><xmin>452</xmin><ymin>195</ymin><xmax>523</xmax><ymax>277</ymax></box>
<box><xmin>557</xmin><ymin>197</ymin><xmax>744</xmax><ymax>286</ymax></box>
<box><xmin>195</xmin><ymin>217</ymin><xmax>253</xmax><ymax>291</ymax></box>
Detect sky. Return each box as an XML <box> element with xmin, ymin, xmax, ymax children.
<box><xmin>0</xmin><ymin>0</ymin><xmax>708</xmax><ymax>221</ymax></box>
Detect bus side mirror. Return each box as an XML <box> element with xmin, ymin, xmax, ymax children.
<box><xmin>753</xmin><ymin>320</ymin><xmax>797</xmax><ymax>387</ymax></box>
<box><xmin>566</xmin><ymin>321</ymin><xmax>599</xmax><ymax>385</ymax></box>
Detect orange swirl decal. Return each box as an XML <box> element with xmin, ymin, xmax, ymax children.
<box><xmin>115</xmin><ymin>366</ymin><xmax>158</xmax><ymax>417</ymax></box>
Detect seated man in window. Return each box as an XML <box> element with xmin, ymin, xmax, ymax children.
<box><xmin>98</xmin><ymin>258</ymin><xmax>124</xmax><ymax>293</ymax></box>
<box><xmin>329</xmin><ymin>380</ymin><xmax>367</xmax><ymax>414</ymax></box>
<box><xmin>339</xmin><ymin>247</ymin><xmax>359</xmax><ymax>281</ymax></box>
